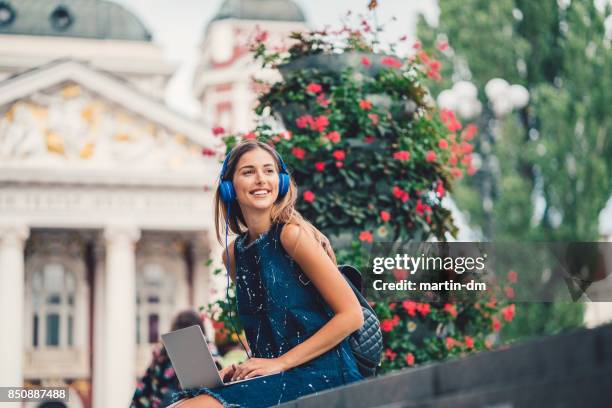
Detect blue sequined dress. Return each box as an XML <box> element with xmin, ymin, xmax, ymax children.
<box><xmin>171</xmin><ymin>223</ymin><xmax>363</xmax><ymax>407</ymax></box>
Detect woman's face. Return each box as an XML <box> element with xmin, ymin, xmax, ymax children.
<box><xmin>232</xmin><ymin>148</ymin><xmax>280</xmax><ymax>212</ymax></box>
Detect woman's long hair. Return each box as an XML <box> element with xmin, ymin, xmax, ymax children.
<box><xmin>214</xmin><ymin>140</ymin><xmax>336</xmax><ymax>264</ymax></box>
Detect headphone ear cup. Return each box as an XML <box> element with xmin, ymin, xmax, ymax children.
<box><xmin>219</xmin><ymin>180</ymin><xmax>236</xmax><ymax>204</ymax></box>
<box><xmin>278</xmin><ymin>173</ymin><xmax>290</xmax><ymax>198</ymax></box>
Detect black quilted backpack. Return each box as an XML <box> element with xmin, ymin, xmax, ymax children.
<box><xmin>296</xmin><ymin>264</ymin><xmax>383</xmax><ymax>377</ymax></box>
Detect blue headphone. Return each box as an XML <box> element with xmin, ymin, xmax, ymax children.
<box><xmin>218</xmin><ymin>149</ymin><xmax>291</xmax><ymax>204</ymax></box>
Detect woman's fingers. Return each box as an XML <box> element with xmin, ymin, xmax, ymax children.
<box><xmin>244</xmin><ymin>369</ymin><xmax>264</xmax><ymax>379</ymax></box>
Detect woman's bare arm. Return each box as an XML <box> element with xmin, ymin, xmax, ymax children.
<box><xmin>276</xmin><ymin>224</ymin><xmax>364</xmax><ymax>370</ymax></box>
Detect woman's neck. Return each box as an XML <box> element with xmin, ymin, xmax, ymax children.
<box><xmin>241</xmin><ymin>207</ymin><xmax>273</xmax><ymax>242</ymax></box>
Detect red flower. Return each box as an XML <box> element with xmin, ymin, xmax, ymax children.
<box><xmin>436</xmin><ymin>181</ymin><xmax>445</xmax><ymax>198</ymax></box>
<box><xmin>212</xmin><ymin>126</ymin><xmax>225</xmax><ymax>136</ymax></box>
<box><xmin>451</xmin><ymin>168</ymin><xmax>463</xmax><ymax>178</ymax></box>
<box><xmin>332</xmin><ymin>150</ymin><xmax>346</xmax><ymax>161</ymax></box>
<box><xmin>415</xmin><ymin>199</ymin><xmax>426</xmax><ymax>216</ymax></box>
<box><xmin>359</xmin><ymin>99</ymin><xmax>372</xmax><ymax>110</ymax></box>
<box><xmin>311</xmin><ymin>115</ymin><xmax>329</xmax><ymax>132</ymax></box>
<box><xmin>405</xmin><ymin>352</ymin><xmax>415</xmax><ymax>366</ymax></box>
<box><xmin>368</xmin><ymin>113</ymin><xmax>379</xmax><ymax>124</ymax></box>
<box><xmin>448</xmin><ymin>154</ymin><xmax>458</xmax><ymax>166</ymax></box>
<box><xmin>428</xmin><ymin>60</ymin><xmax>442</xmax><ymax>71</ymax></box>
<box><xmin>254</xmin><ymin>29</ymin><xmax>268</xmax><ymax>42</ymax></box>
<box><xmin>445</xmin><ymin>337</ymin><xmax>458</xmax><ymax>350</ymax></box>
<box><xmin>417</xmin><ymin>302</ymin><xmax>430</xmax><ymax>317</ymax></box>
<box><xmin>201</xmin><ymin>148</ymin><xmax>216</xmax><ymax>157</ymax></box>
<box><xmin>426</xmin><ymin>150</ymin><xmax>437</xmax><ymax>162</ymax></box>
<box><xmin>427</xmin><ymin>69</ymin><xmax>442</xmax><ymax>81</ymax></box>
<box><xmin>384</xmin><ymin>348</ymin><xmax>397</xmax><ymax>361</ymax></box>
<box><xmin>359</xmin><ymin>230</ymin><xmax>373</xmax><ymax>243</ymax></box>
<box><xmin>467</xmin><ymin>165</ymin><xmax>477</xmax><ymax>176</ymax></box>
<box><xmin>437</xmin><ymin>41</ymin><xmax>449</xmax><ymax>51</ymax></box>
<box><xmin>381</xmin><ymin>56</ymin><xmax>402</xmax><ymax>68</ymax></box>
<box><xmin>364</xmin><ymin>135</ymin><xmax>375</xmax><ymax>144</ymax></box>
<box><xmin>361</xmin><ymin>56</ymin><xmax>371</xmax><ymax>66</ymax></box>
<box><xmin>462</xmin><ymin>124</ymin><xmax>478</xmax><ymax>141</ymax></box>
<box><xmin>296</xmin><ymin>114</ymin><xmax>313</xmax><ymax>129</ymax></box>
<box><xmin>314</xmin><ymin>162</ymin><xmax>326</xmax><ymax>172</ymax></box>
<box><xmin>502</xmin><ymin>304</ymin><xmax>516</xmax><ymax>322</ymax></box>
<box><xmin>402</xmin><ymin>300</ymin><xmax>417</xmax><ymax>317</ymax></box>
<box><xmin>303</xmin><ymin>190</ymin><xmax>315</xmax><ymax>203</ymax></box>
<box><xmin>492</xmin><ymin>317</ymin><xmax>502</xmax><ymax>332</ymax></box>
<box><xmin>381</xmin><ymin>320</ymin><xmax>394</xmax><ymax>332</ymax></box>
<box><xmin>438</xmin><ymin>139</ymin><xmax>449</xmax><ymax>149</ymax></box>
<box><xmin>325</xmin><ymin>131</ymin><xmax>341</xmax><ymax>143</ymax></box>
<box><xmin>243</xmin><ymin>132</ymin><xmax>256</xmax><ymax>140</ymax></box>
<box><xmin>504</xmin><ymin>286</ymin><xmax>515</xmax><ymax>299</ymax></box>
<box><xmin>464</xmin><ymin>336</ymin><xmax>474</xmax><ymax>349</ymax></box>
<box><xmin>444</xmin><ymin>303</ymin><xmax>458</xmax><ymax>318</ymax></box>
<box><xmin>412</xmin><ymin>41</ymin><xmax>422</xmax><ymax>49</ymax></box>
<box><xmin>507</xmin><ymin>270</ymin><xmax>518</xmax><ymax>283</ymax></box>
<box><xmin>306</xmin><ymin>83</ymin><xmax>323</xmax><ymax>94</ymax></box>
<box><xmin>393</xmin><ymin>150</ymin><xmax>410</xmax><ymax>161</ymax></box>
<box><xmin>380</xmin><ymin>211</ymin><xmax>391</xmax><ymax>222</ymax></box>
<box><xmin>316</xmin><ymin>93</ymin><xmax>330</xmax><ymax>107</ymax></box>
<box><xmin>291</xmin><ymin>147</ymin><xmax>306</xmax><ymax>160</ymax></box>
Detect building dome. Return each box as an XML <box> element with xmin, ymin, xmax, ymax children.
<box><xmin>0</xmin><ymin>0</ymin><xmax>152</xmax><ymax>41</ymax></box>
<box><xmin>211</xmin><ymin>0</ymin><xmax>306</xmax><ymax>23</ymax></box>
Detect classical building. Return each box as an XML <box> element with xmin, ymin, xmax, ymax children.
<box><xmin>193</xmin><ymin>0</ymin><xmax>308</xmax><ymax>133</ymax></box>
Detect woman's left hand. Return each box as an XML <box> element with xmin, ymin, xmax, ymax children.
<box><xmin>231</xmin><ymin>357</ymin><xmax>287</xmax><ymax>381</ymax></box>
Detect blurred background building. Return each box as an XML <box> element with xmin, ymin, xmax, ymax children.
<box><xmin>0</xmin><ymin>0</ymin><xmax>306</xmax><ymax>407</ymax></box>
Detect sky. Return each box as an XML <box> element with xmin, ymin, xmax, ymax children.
<box><xmin>112</xmin><ymin>0</ymin><xmax>439</xmax><ymax>116</ymax></box>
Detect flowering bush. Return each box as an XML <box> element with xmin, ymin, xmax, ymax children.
<box><xmin>208</xmin><ymin>11</ymin><xmax>514</xmax><ymax>374</ymax></box>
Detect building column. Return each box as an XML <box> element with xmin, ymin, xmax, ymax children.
<box><xmin>0</xmin><ymin>224</ymin><xmax>29</xmax><ymax>389</ymax></box>
<box><xmin>103</xmin><ymin>226</ymin><xmax>140</xmax><ymax>408</ymax></box>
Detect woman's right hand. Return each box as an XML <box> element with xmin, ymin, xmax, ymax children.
<box><xmin>218</xmin><ymin>364</ymin><xmax>237</xmax><ymax>382</ymax></box>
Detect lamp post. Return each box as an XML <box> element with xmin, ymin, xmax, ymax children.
<box><xmin>437</xmin><ymin>79</ymin><xmax>529</xmax><ymax>239</ymax></box>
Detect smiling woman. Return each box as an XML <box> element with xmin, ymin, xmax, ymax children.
<box><xmin>169</xmin><ymin>140</ymin><xmax>364</xmax><ymax>407</ymax></box>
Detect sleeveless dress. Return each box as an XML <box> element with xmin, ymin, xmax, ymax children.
<box><xmin>171</xmin><ymin>223</ymin><xmax>363</xmax><ymax>407</ymax></box>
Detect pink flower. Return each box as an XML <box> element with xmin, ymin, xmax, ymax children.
<box><xmin>381</xmin><ymin>56</ymin><xmax>402</xmax><ymax>68</ymax></box>
<box><xmin>303</xmin><ymin>190</ymin><xmax>315</xmax><ymax>202</ymax></box>
<box><xmin>412</xmin><ymin>41</ymin><xmax>422</xmax><ymax>50</ymax></box>
<box><xmin>464</xmin><ymin>336</ymin><xmax>474</xmax><ymax>349</ymax></box>
<box><xmin>444</xmin><ymin>303</ymin><xmax>458</xmax><ymax>318</ymax></box>
<box><xmin>502</xmin><ymin>304</ymin><xmax>516</xmax><ymax>322</ymax></box>
<box><xmin>316</xmin><ymin>93</ymin><xmax>330</xmax><ymax>107</ymax></box>
<box><xmin>393</xmin><ymin>150</ymin><xmax>410</xmax><ymax>161</ymax></box>
<box><xmin>291</xmin><ymin>147</ymin><xmax>305</xmax><ymax>160</ymax></box>
<box><xmin>507</xmin><ymin>270</ymin><xmax>518</xmax><ymax>283</ymax></box>
<box><xmin>451</xmin><ymin>168</ymin><xmax>463</xmax><ymax>178</ymax></box>
<box><xmin>164</xmin><ymin>367</ymin><xmax>175</xmax><ymax>378</ymax></box>
<box><xmin>402</xmin><ymin>301</ymin><xmax>417</xmax><ymax>316</ymax></box>
<box><xmin>315</xmin><ymin>162</ymin><xmax>326</xmax><ymax>172</ymax></box>
<box><xmin>243</xmin><ymin>132</ymin><xmax>256</xmax><ymax>140</ymax></box>
<box><xmin>384</xmin><ymin>348</ymin><xmax>397</xmax><ymax>360</ymax></box>
<box><xmin>325</xmin><ymin>131</ymin><xmax>341</xmax><ymax>143</ymax></box>
<box><xmin>296</xmin><ymin>114</ymin><xmax>313</xmax><ymax>129</ymax></box>
<box><xmin>280</xmin><ymin>130</ymin><xmax>292</xmax><ymax>140</ymax></box>
<box><xmin>436</xmin><ymin>41</ymin><xmax>449</xmax><ymax>51</ymax></box>
<box><xmin>417</xmin><ymin>302</ymin><xmax>430</xmax><ymax>317</ymax></box>
<box><xmin>426</xmin><ymin>150</ymin><xmax>437</xmax><ymax>162</ymax></box>
<box><xmin>332</xmin><ymin>150</ymin><xmax>345</xmax><ymax>161</ymax></box>
<box><xmin>462</xmin><ymin>124</ymin><xmax>478</xmax><ymax>141</ymax></box>
<box><xmin>438</xmin><ymin>139</ymin><xmax>449</xmax><ymax>149</ymax></box>
<box><xmin>311</xmin><ymin>115</ymin><xmax>329</xmax><ymax>132</ymax></box>
<box><xmin>405</xmin><ymin>352</ymin><xmax>415</xmax><ymax>366</ymax></box>
<box><xmin>504</xmin><ymin>286</ymin><xmax>515</xmax><ymax>299</ymax></box>
<box><xmin>212</xmin><ymin>126</ymin><xmax>225</xmax><ymax>136</ymax></box>
<box><xmin>380</xmin><ymin>211</ymin><xmax>391</xmax><ymax>222</ymax></box>
<box><xmin>492</xmin><ymin>317</ymin><xmax>502</xmax><ymax>332</ymax></box>
<box><xmin>445</xmin><ymin>337</ymin><xmax>458</xmax><ymax>350</ymax></box>
<box><xmin>361</xmin><ymin>56</ymin><xmax>371</xmax><ymax>66</ymax></box>
<box><xmin>359</xmin><ymin>99</ymin><xmax>372</xmax><ymax>110</ymax></box>
<box><xmin>336</xmin><ymin>161</ymin><xmax>344</xmax><ymax>168</ymax></box>
<box><xmin>306</xmin><ymin>83</ymin><xmax>323</xmax><ymax>94</ymax></box>
<box><xmin>368</xmin><ymin>113</ymin><xmax>379</xmax><ymax>124</ymax></box>
<box><xmin>255</xmin><ymin>29</ymin><xmax>268</xmax><ymax>43</ymax></box>
<box><xmin>359</xmin><ymin>230</ymin><xmax>373</xmax><ymax>243</ymax></box>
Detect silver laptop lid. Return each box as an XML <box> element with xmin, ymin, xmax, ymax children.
<box><xmin>161</xmin><ymin>325</ymin><xmax>224</xmax><ymax>390</ymax></box>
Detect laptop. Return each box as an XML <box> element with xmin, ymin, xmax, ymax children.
<box><xmin>161</xmin><ymin>325</ymin><xmax>275</xmax><ymax>389</ymax></box>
